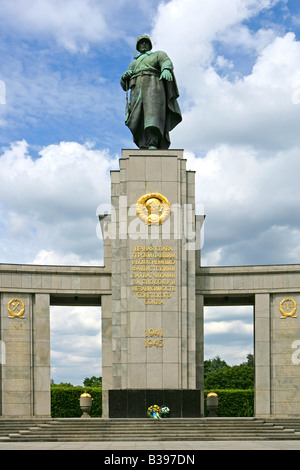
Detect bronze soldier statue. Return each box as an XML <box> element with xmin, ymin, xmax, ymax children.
<box><xmin>120</xmin><ymin>35</ymin><xmax>182</xmax><ymax>150</ymax></box>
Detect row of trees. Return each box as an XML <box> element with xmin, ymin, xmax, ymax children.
<box><xmin>52</xmin><ymin>376</ymin><xmax>102</xmax><ymax>388</ymax></box>
<box><xmin>52</xmin><ymin>354</ymin><xmax>254</xmax><ymax>390</ymax></box>
<box><xmin>204</xmin><ymin>354</ymin><xmax>254</xmax><ymax>389</ymax></box>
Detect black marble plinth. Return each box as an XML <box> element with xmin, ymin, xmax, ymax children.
<box><xmin>108</xmin><ymin>389</ymin><xmax>202</xmax><ymax>418</ymax></box>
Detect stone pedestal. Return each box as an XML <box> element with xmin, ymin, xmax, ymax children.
<box><xmin>100</xmin><ymin>149</ymin><xmax>204</xmax><ymax>418</ymax></box>
<box><xmin>0</xmin><ymin>293</ymin><xmax>50</xmax><ymax>417</ymax></box>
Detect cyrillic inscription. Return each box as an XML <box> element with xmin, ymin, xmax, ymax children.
<box><xmin>131</xmin><ymin>245</ymin><xmax>176</xmax><ymax>305</ymax></box>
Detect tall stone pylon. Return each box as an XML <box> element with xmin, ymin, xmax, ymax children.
<box><xmin>100</xmin><ymin>149</ymin><xmax>205</xmax><ymax>418</ymax></box>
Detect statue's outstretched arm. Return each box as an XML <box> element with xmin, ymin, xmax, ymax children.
<box><xmin>158</xmin><ymin>55</ymin><xmax>174</xmax><ymax>81</ymax></box>
<box><xmin>160</xmin><ymin>69</ymin><xmax>173</xmax><ymax>81</ymax></box>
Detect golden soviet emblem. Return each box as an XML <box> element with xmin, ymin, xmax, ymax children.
<box><xmin>280</xmin><ymin>298</ymin><xmax>297</xmax><ymax>318</ymax></box>
<box><xmin>8</xmin><ymin>298</ymin><xmax>25</xmax><ymax>318</ymax></box>
<box><xmin>136</xmin><ymin>192</ymin><xmax>171</xmax><ymax>225</ymax></box>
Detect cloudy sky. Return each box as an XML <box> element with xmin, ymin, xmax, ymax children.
<box><xmin>1</xmin><ymin>0</ymin><xmax>300</xmax><ymax>385</ymax></box>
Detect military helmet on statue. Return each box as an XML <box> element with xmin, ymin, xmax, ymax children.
<box><xmin>136</xmin><ymin>34</ymin><xmax>152</xmax><ymax>52</ymax></box>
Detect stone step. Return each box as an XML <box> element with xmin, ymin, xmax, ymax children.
<box><xmin>2</xmin><ymin>418</ymin><xmax>300</xmax><ymax>442</ymax></box>
<box><xmin>31</xmin><ymin>423</ymin><xmax>284</xmax><ymax>432</ymax></box>
<box><xmin>53</xmin><ymin>420</ymin><xmax>300</xmax><ymax>427</ymax></box>
<box><xmin>10</xmin><ymin>427</ymin><xmax>293</xmax><ymax>435</ymax></box>
<box><xmin>9</xmin><ymin>433</ymin><xmax>300</xmax><ymax>442</ymax></box>
<box><xmin>0</xmin><ymin>420</ymin><xmax>52</xmax><ymax>436</ymax></box>
<box><xmin>31</xmin><ymin>426</ymin><xmax>283</xmax><ymax>433</ymax></box>
<box><xmin>10</xmin><ymin>432</ymin><xmax>299</xmax><ymax>440</ymax></box>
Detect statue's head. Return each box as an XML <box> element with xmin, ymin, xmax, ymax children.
<box><xmin>145</xmin><ymin>197</ymin><xmax>162</xmax><ymax>225</ymax></box>
<box><xmin>145</xmin><ymin>197</ymin><xmax>162</xmax><ymax>215</ymax></box>
<box><xmin>136</xmin><ymin>35</ymin><xmax>152</xmax><ymax>52</ymax></box>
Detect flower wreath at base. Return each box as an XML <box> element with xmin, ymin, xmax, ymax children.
<box><xmin>147</xmin><ymin>405</ymin><xmax>170</xmax><ymax>419</ymax></box>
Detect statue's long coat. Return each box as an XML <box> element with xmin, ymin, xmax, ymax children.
<box><xmin>120</xmin><ymin>51</ymin><xmax>182</xmax><ymax>149</ymax></box>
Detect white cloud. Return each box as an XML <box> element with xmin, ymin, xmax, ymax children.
<box><xmin>50</xmin><ymin>306</ymin><xmax>101</xmax><ymax>384</ymax></box>
<box><xmin>150</xmin><ymin>1</ymin><xmax>300</xmax><ymax>155</ymax></box>
<box><xmin>215</xmin><ymin>56</ymin><xmax>234</xmax><ymax>71</ymax></box>
<box><xmin>32</xmin><ymin>250</ymin><xmax>101</xmax><ymax>266</ymax></box>
<box><xmin>202</xmin><ymin>248</ymin><xmax>223</xmax><ymax>266</ymax></box>
<box><xmin>0</xmin><ymin>55</ymin><xmax>120</xmax><ymax>145</ymax></box>
<box><xmin>0</xmin><ymin>80</ymin><xmax>5</xmax><ymax>105</ymax></box>
<box><xmin>217</xmin><ymin>24</ymin><xmax>278</xmax><ymax>54</ymax></box>
<box><xmin>0</xmin><ymin>140</ymin><xmax>119</xmax><ymax>264</ymax></box>
<box><xmin>205</xmin><ymin>320</ymin><xmax>253</xmax><ymax>335</ymax></box>
<box><xmin>51</xmin><ymin>306</ymin><xmax>101</xmax><ymax>336</ymax></box>
<box><xmin>204</xmin><ymin>307</ymin><xmax>253</xmax><ymax>364</ymax></box>
<box><xmin>205</xmin><ymin>343</ymin><xmax>253</xmax><ymax>365</ymax></box>
<box><xmin>151</xmin><ymin>0</ymin><xmax>281</xmax><ymax>71</ymax></box>
<box><xmin>189</xmin><ymin>145</ymin><xmax>300</xmax><ymax>211</ymax></box>
<box><xmin>246</xmin><ymin>32</ymin><xmax>300</xmax><ymax>89</ymax></box>
<box><xmin>174</xmin><ymin>32</ymin><xmax>300</xmax><ymax>152</ymax></box>
<box><xmin>0</xmin><ymin>0</ymin><xmax>162</xmax><ymax>53</ymax></box>
<box><xmin>205</xmin><ymin>306</ymin><xmax>253</xmax><ymax>321</ymax></box>
<box><xmin>186</xmin><ymin>144</ymin><xmax>300</xmax><ymax>265</ymax></box>
<box><xmin>0</xmin><ymin>0</ymin><xmax>108</xmax><ymax>52</ymax></box>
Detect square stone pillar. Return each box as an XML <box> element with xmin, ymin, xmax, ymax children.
<box><xmin>255</xmin><ymin>292</ymin><xmax>300</xmax><ymax>418</ymax></box>
<box><xmin>100</xmin><ymin>149</ymin><xmax>202</xmax><ymax>417</ymax></box>
<box><xmin>101</xmin><ymin>294</ymin><xmax>112</xmax><ymax>419</ymax></box>
<box><xmin>0</xmin><ymin>293</ymin><xmax>51</xmax><ymax>417</ymax></box>
<box><xmin>270</xmin><ymin>293</ymin><xmax>300</xmax><ymax>417</ymax></box>
<box><xmin>0</xmin><ymin>293</ymin><xmax>34</xmax><ymax>417</ymax></box>
<box><xmin>254</xmin><ymin>293</ymin><xmax>271</xmax><ymax>418</ymax></box>
<box><xmin>196</xmin><ymin>293</ymin><xmax>205</xmax><ymax>415</ymax></box>
<box><xmin>33</xmin><ymin>294</ymin><xmax>51</xmax><ymax>417</ymax></box>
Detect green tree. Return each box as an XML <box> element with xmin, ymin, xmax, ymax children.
<box><xmin>51</xmin><ymin>382</ymin><xmax>74</xmax><ymax>388</ymax></box>
<box><xmin>204</xmin><ymin>355</ymin><xmax>254</xmax><ymax>389</ymax></box>
<box><xmin>241</xmin><ymin>353</ymin><xmax>254</xmax><ymax>367</ymax></box>
<box><xmin>83</xmin><ymin>376</ymin><xmax>102</xmax><ymax>387</ymax></box>
<box><xmin>204</xmin><ymin>355</ymin><xmax>228</xmax><ymax>378</ymax></box>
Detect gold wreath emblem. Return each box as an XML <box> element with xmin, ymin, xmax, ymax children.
<box><xmin>136</xmin><ymin>193</ymin><xmax>171</xmax><ymax>226</ymax></box>
<box><xmin>280</xmin><ymin>298</ymin><xmax>297</xmax><ymax>318</ymax></box>
<box><xmin>8</xmin><ymin>298</ymin><xmax>25</xmax><ymax>318</ymax></box>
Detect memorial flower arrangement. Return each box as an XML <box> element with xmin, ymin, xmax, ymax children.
<box><xmin>160</xmin><ymin>406</ymin><xmax>170</xmax><ymax>417</ymax></box>
<box><xmin>147</xmin><ymin>404</ymin><xmax>161</xmax><ymax>418</ymax></box>
<box><xmin>147</xmin><ymin>404</ymin><xmax>170</xmax><ymax>418</ymax></box>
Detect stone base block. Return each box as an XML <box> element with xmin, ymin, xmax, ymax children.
<box><xmin>108</xmin><ymin>389</ymin><xmax>202</xmax><ymax>418</ymax></box>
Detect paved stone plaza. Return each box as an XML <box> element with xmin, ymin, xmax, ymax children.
<box><xmin>0</xmin><ymin>440</ymin><xmax>300</xmax><ymax>450</ymax></box>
